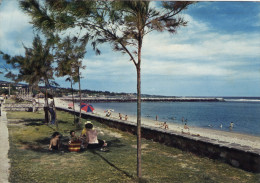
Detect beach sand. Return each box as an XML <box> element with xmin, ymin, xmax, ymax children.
<box><xmin>44</xmin><ymin>98</ymin><xmax>260</xmax><ymax>150</ymax></box>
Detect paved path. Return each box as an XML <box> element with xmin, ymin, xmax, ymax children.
<box><xmin>0</xmin><ymin>106</ymin><xmax>10</xmax><ymax>183</ymax></box>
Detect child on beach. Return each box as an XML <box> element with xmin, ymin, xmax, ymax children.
<box><xmin>184</xmin><ymin>123</ymin><xmax>189</xmax><ymax>130</ymax></box>
<box><xmin>161</xmin><ymin>122</ymin><xmax>169</xmax><ymax>129</ymax></box>
<box><xmin>182</xmin><ymin>123</ymin><xmax>190</xmax><ymax>135</ymax></box>
<box><xmin>49</xmin><ymin>132</ymin><xmax>60</xmax><ymax>151</ymax></box>
<box><xmin>119</xmin><ymin>113</ymin><xmax>122</xmax><ymax>120</ymax></box>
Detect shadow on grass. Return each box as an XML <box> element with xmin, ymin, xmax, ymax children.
<box><xmin>24</xmin><ymin>119</ymin><xmax>45</xmax><ymax>126</ymax></box>
<box><xmin>21</xmin><ymin>119</ymin><xmax>68</xmax><ymax>127</ymax></box>
<box><xmin>17</xmin><ymin>135</ymin><xmax>127</xmax><ymax>159</ymax></box>
<box><xmin>90</xmin><ymin>150</ymin><xmax>135</xmax><ymax>180</ymax></box>
<box><xmin>107</xmin><ymin>139</ymin><xmax>126</xmax><ymax>148</ymax></box>
<box><xmin>18</xmin><ymin>136</ymin><xmax>72</xmax><ymax>154</ymax></box>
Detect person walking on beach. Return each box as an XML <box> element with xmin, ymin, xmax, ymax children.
<box><xmin>229</xmin><ymin>122</ymin><xmax>234</xmax><ymax>131</ymax></box>
<box><xmin>156</xmin><ymin>115</ymin><xmax>158</xmax><ymax>121</ymax></box>
<box><xmin>230</xmin><ymin>122</ymin><xmax>234</xmax><ymax>128</ymax></box>
<box><xmin>119</xmin><ymin>113</ymin><xmax>122</xmax><ymax>120</ymax></box>
<box><xmin>125</xmin><ymin>115</ymin><xmax>128</xmax><ymax>121</ymax></box>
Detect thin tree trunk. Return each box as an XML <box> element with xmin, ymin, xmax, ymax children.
<box><xmin>137</xmin><ymin>33</ymin><xmax>142</xmax><ymax>178</ymax></box>
<box><xmin>78</xmin><ymin>66</ymin><xmax>82</xmax><ymax>125</ymax></box>
<box><xmin>71</xmin><ymin>79</ymin><xmax>76</xmax><ymax>124</ymax></box>
<box><xmin>44</xmin><ymin>82</ymin><xmax>49</xmax><ymax>124</ymax></box>
<box><xmin>51</xmin><ymin>89</ymin><xmax>58</xmax><ymax>130</ymax></box>
<box><xmin>136</xmin><ymin>65</ymin><xmax>142</xmax><ymax>178</ymax></box>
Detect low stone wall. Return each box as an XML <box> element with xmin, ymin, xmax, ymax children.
<box><xmin>57</xmin><ymin>107</ymin><xmax>260</xmax><ymax>173</ymax></box>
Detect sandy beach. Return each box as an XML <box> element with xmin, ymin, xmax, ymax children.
<box><xmin>48</xmin><ymin>98</ymin><xmax>260</xmax><ymax>150</ymax></box>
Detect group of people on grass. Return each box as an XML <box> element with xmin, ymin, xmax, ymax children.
<box><xmin>49</xmin><ymin>121</ymin><xmax>108</xmax><ymax>152</ymax></box>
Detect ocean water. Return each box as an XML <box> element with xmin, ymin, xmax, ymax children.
<box><xmin>90</xmin><ymin>100</ymin><xmax>260</xmax><ymax>137</ymax></box>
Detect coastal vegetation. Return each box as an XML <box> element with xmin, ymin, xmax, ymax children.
<box><xmin>0</xmin><ymin>1</ymin><xmax>195</xmax><ymax>178</ymax></box>
<box><xmin>7</xmin><ymin>110</ymin><xmax>260</xmax><ymax>183</ymax></box>
<box><xmin>0</xmin><ymin>35</ymin><xmax>57</xmax><ymax>124</ymax></box>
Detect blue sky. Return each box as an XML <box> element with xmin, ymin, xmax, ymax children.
<box><xmin>0</xmin><ymin>1</ymin><xmax>260</xmax><ymax>97</ymax></box>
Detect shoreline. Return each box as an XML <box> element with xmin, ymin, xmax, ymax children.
<box><xmin>52</xmin><ymin>98</ymin><xmax>260</xmax><ymax>150</ymax></box>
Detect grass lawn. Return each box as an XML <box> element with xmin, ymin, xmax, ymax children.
<box><xmin>7</xmin><ymin>110</ymin><xmax>260</xmax><ymax>183</ymax></box>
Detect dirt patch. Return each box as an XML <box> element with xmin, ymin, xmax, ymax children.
<box><xmin>8</xmin><ymin>119</ymin><xmax>26</xmax><ymax>125</ymax></box>
<box><xmin>131</xmin><ymin>144</ymin><xmax>149</xmax><ymax>149</ymax></box>
<box><xmin>179</xmin><ymin>163</ymin><xmax>188</xmax><ymax>168</ymax></box>
<box><xmin>100</xmin><ymin>129</ymin><xmax>122</xmax><ymax>138</ymax></box>
<box><xmin>18</xmin><ymin>144</ymin><xmax>45</xmax><ymax>151</ymax></box>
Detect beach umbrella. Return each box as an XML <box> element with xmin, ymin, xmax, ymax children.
<box><xmin>81</xmin><ymin>103</ymin><xmax>95</xmax><ymax>112</ymax></box>
<box><xmin>104</xmin><ymin>109</ymin><xmax>114</xmax><ymax>112</ymax></box>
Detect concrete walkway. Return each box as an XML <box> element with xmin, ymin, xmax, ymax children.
<box><xmin>0</xmin><ymin>106</ymin><xmax>10</xmax><ymax>183</ymax></box>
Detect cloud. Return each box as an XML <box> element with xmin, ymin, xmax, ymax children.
<box><xmin>140</xmin><ymin>13</ymin><xmax>260</xmax><ymax>82</ymax></box>
<box><xmin>254</xmin><ymin>12</ymin><xmax>260</xmax><ymax>27</ymax></box>
<box><xmin>0</xmin><ymin>0</ymin><xmax>33</xmax><ymax>55</ymax></box>
<box><xmin>142</xmin><ymin>60</ymin><xmax>236</xmax><ymax>77</ymax></box>
<box><xmin>0</xmin><ymin>1</ymin><xmax>259</xmax><ymax>96</ymax></box>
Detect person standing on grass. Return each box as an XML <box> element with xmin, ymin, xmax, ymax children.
<box><xmin>49</xmin><ymin>100</ymin><xmax>56</xmax><ymax>124</ymax></box>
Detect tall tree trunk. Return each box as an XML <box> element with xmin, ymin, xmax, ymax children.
<box><xmin>136</xmin><ymin>65</ymin><xmax>142</xmax><ymax>178</ymax></box>
<box><xmin>78</xmin><ymin>66</ymin><xmax>82</xmax><ymax>125</ymax></box>
<box><xmin>137</xmin><ymin>34</ymin><xmax>142</xmax><ymax>178</ymax></box>
<box><xmin>71</xmin><ymin>79</ymin><xmax>76</xmax><ymax>125</ymax></box>
<box><xmin>44</xmin><ymin>82</ymin><xmax>49</xmax><ymax>124</ymax></box>
<box><xmin>8</xmin><ymin>84</ymin><xmax>10</xmax><ymax>96</ymax></box>
<box><xmin>51</xmin><ymin>88</ymin><xmax>58</xmax><ymax>130</ymax></box>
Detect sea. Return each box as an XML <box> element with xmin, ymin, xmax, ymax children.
<box><xmin>87</xmin><ymin>97</ymin><xmax>260</xmax><ymax>137</ymax></box>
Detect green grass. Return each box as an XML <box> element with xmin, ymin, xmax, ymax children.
<box><xmin>7</xmin><ymin>111</ymin><xmax>260</xmax><ymax>183</ymax></box>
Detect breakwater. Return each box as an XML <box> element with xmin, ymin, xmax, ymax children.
<box><xmin>57</xmin><ymin>106</ymin><xmax>260</xmax><ymax>173</ymax></box>
<box><xmin>63</xmin><ymin>97</ymin><xmax>225</xmax><ymax>103</ymax></box>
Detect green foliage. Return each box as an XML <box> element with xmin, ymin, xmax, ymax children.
<box><xmin>1</xmin><ymin>35</ymin><xmax>54</xmax><ymax>89</ymax></box>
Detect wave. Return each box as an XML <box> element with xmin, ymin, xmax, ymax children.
<box><xmin>225</xmin><ymin>99</ymin><xmax>260</xmax><ymax>102</ymax></box>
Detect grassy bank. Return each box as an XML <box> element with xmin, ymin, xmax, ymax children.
<box><xmin>7</xmin><ymin>110</ymin><xmax>260</xmax><ymax>183</ymax></box>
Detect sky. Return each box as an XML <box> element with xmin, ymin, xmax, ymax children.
<box><xmin>0</xmin><ymin>1</ymin><xmax>260</xmax><ymax>97</ymax></box>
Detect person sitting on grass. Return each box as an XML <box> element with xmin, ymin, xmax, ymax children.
<box><xmin>83</xmin><ymin>122</ymin><xmax>108</xmax><ymax>151</ymax></box>
<box><xmin>49</xmin><ymin>132</ymin><xmax>60</xmax><ymax>151</ymax></box>
<box><xmin>68</xmin><ymin>130</ymin><xmax>78</xmax><ymax>144</ymax></box>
